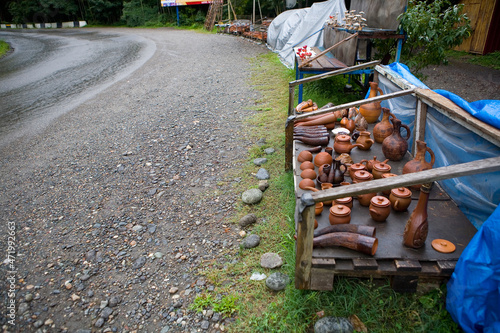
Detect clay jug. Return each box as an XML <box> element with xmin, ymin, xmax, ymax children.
<box><xmin>356</xmin><ymin>131</ymin><xmax>374</xmax><ymax>150</ymax></box>
<box><xmin>334</xmin><ymin>134</ymin><xmax>363</xmax><ymax>154</ymax></box>
<box><xmin>403</xmin><ymin>183</ymin><xmax>431</xmax><ymax>248</ymax></box>
<box><xmin>382</xmin><ymin>118</ymin><xmax>411</xmax><ymax>161</ymax></box>
<box><xmin>403</xmin><ymin>140</ymin><xmax>435</xmax><ymax>190</ymax></box>
<box><xmin>373</xmin><ymin>108</ymin><xmax>395</xmax><ymax>143</ymax></box>
<box><xmin>330</xmin><ymin>159</ymin><xmax>347</xmax><ymax>184</ymax></box>
<box><xmin>359</xmin><ymin>82</ymin><xmax>383</xmax><ymax>123</ymax></box>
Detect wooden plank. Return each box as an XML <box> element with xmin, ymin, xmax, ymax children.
<box><xmin>352</xmin><ymin>258</ymin><xmax>379</xmax><ymax>270</ymax></box>
<box><xmin>375</xmin><ymin>65</ymin><xmax>416</xmax><ymax>91</ymax></box>
<box><xmin>394</xmin><ymin>259</ymin><xmax>422</xmax><ymax>272</ymax></box>
<box><xmin>413</xmin><ymin>99</ymin><xmax>428</xmax><ymax>154</ymax></box>
<box><xmin>285</xmin><ymin>116</ymin><xmax>295</xmax><ymax>171</ymax></box>
<box><xmin>312</xmin><ymin>257</ymin><xmax>336</xmax><ymax>267</ymax></box>
<box><xmin>325</xmin><ymin>57</ymin><xmax>348</xmax><ymax>69</ymax></box>
<box><xmin>311</xmin><ymin>156</ymin><xmax>500</xmax><ymax>203</ymax></box>
<box><xmin>295</xmin><ymin>203</ymin><xmax>315</xmax><ymax>289</ymax></box>
<box><xmin>310</xmin><ymin>268</ymin><xmax>335</xmax><ymax>290</ymax></box>
<box><xmin>299</xmin><ymin>32</ymin><xmax>359</xmax><ymax>68</ymax></box>
<box><xmin>437</xmin><ymin>260</ymin><xmax>457</xmax><ymax>274</ymax></box>
<box><xmin>415</xmin><ymin>88</ymin><xmax>500</xmax><ymax>147</ymax></box>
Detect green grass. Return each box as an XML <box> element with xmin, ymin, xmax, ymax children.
<box><xmin>0</xmin><ymin>40</ymin><xmax>10</xmax><ymax>58</ymax></box>
<box><xmin>447</xmin><ymin>50</ymin><xmax>500</xmax><ymax>70</ymax></box>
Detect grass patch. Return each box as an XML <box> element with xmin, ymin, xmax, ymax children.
<box><xmin>447</xmin><ymin>50</ymin><xmax>500</xmax><ymax>70</ymax></box>
<box><xmin>0</xmin><ymin>40</ymin><xmax>10</xmax><ymax>58</ymax></box>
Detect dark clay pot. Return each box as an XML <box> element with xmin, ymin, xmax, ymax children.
<box><xmin>382</xmin><ymin>118</ymin><xmax>411</xmax><ymax>161</ymax></box>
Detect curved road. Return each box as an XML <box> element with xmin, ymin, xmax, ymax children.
<box><xmin>0</xmin><ymin>29</ymin><xmax>156</xmax><ymax>147</ymax></box>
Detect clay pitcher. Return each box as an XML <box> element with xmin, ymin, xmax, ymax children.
<box><xmin>334</xmin><ymin>134</ymin><xmax>363</xmax><ymax>154</ymax></box>
<box><xmin>331</xmin><ymin>159</ymin><xmax>347</xmax><ymax>184</ymax></box>
<box><xmin>403</xmin><ymin>140</ymin><xmax>435</xmax><ymax>190</ymax></box>
<box><xmin>356</xmin><ymin>131</ymin><xmax>374</xmax><ymax>150</ymax></box>
<box><xmin>359</xmin><ymin>82</ymin><xmax>383</xmax><ymax>123</ymax></box>
<box><xmin>373</xmin><ymin>108</ymin><xmax>395</xmax><ymax>143</ymax></box>
<box><xmin>403</xmin><ymin>183</ymin><xmax>431</xmax><ymax>248</ymax></box>
<box><xmin>382</xmin><ymin>118</ymin><xmax>411</xmax><ymax>161</ymax></box>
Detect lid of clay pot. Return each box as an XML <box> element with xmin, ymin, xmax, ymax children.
<box><xmin>431</xmin><ymin>239</ymin><xmax>456</xmax><ymax>253</ymax></box>
<box><xmin>314</xmin><ymin>152</ymin><xmax>333</xmax><ymax>167</ymax></box>
<box><xmin>330</xmin><ymin>204</ymin><xmax>351</xmax><ymax>216</ymax></box>
<box><xmin>332</xmin><ymin>128</ymin><xmax>350</xmax><ymax>136</ymax></box>
<box><xmin>299</xmin><ymin>178</ymin><xmax>315</xmax><ymax>190</ymax></box>
<box><xmin>335</xmin><ymin>197</ymin><xmax>352</xmax><ymax>204</ymax></box>
<box><xmin>354</xmin><ymin>170</ymin><xmax>373</xmax><ymax>180</ymax></box>
<box><xmin>370</xmin><ymin>195</ymin><xmax>391</xmax><ymax>207</ymax></box>
<box><xmin>391</xmin><ymin>187</ymin><xmax>412</xmax><ymax>198</ymax></box>
<box><xmin>381</xmin><ymin>173</ymin><xmax>398</xmax><ymax>179</ymax></box>
<box><xmin>373</xmin><ymin>162</ymin><xmax>391</xmax><ymax>172</ymax></box>
<box><xmin>336</xmin><ymin>134</ymin><xmax>351</xmax><ymax>142</ymax></box>
<box><xmin>350</xmin><ymin>163</ymin><xmax>366</xmax><ymax>170</ymax></box>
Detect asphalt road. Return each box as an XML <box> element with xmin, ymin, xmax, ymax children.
<box><xmin>0</xmin><ymin>29</ymin><xmax>155</xmax><ymax>148</ymax></box>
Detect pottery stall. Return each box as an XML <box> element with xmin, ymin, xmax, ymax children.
<box><xmin>286</xmin><ymin>66</ymin><xmax>500</xmax><ymax>292</ymax></box>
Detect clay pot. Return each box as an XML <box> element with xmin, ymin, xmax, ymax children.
<box><xmin>348</xmin><ymin>163</ymin><xmax>367</xmax><ymax>179</ymax></box>
<box><xmin>352</xmin><ymin>170</ymin><xmax>373</xmax><ymax>183</ymax></box>
<box><xmin>360</xmin><ymin>156</ymin><xmax>389</xmax><ymax>172</ymax></box>
<box><xmin>315</xmin><ymin>202</ymin><xmax>324</xmax><ymax>216</ymax></box>
<box><xmin>321</xmin><ymin>183</ymin><xmax>334</xmax><ymax>205</ymax></box>
<box><xmin>300</xmin><ymin>161</ymin><xmax>315</xmax><ymax>171</ymax></box>
<box><xmin>358</xmin><ymin>82</ymin><xmax>383</xmax><ymax>123</ymax></box>
<box><xmin>390</xmin><ymin>187</ymin><xmax>412</xmax><ymax>212</ymax></box>
<box><xmin>351</xmin><ymin>129</ymin><xmax>361</xmax><ymax>141</ymax></box>
<box><xmin>314</xmin><ymin>219</ymin><xmax>318</xmax><ymax>229</ymax></box>
<box><xmin>299</xmin><ymin>178</ymin><xmax>316</xmax><ymax>190</ymax></box>
<box><xmin>403</xmin><ymin>140</ymin><xmax>435</xmax><ymax>190</ymax></box>
<box><xmin>356</xmin><ymin>131</ymin><xmax>374</xmax><ymax>150</ymax></box>
<box><xmin>334</xmin><ymin>196</ymin><xmax>353</xmax><ymax>209</ymax></box>
<box><xmin>382</xmin><ymin>118</ymin><xmax>411</xmax><ymax>161</ymax></box>
<box><xmin>358</xmin><ymin>192</ymin><xmax>377</xmax><ymax>207</ymax></box>
<box><xmin>381</xmin><ymin>173</ymin><xmax>398</xmax><ymax>195</ymax></box>
<box><xmin>369</xmin><ymin>196</ymin><xmax>391</xmax><ymax>222</ymax></box>
<box><xmin>300</xmin><ymin>169</ymin><xmax>317</xmax><ymax>180</ymax></box>
<box><xmin>314</xmin><ymin>151</ymin><xmax>333</xmax><ymax>168</ymax></box>
<box><xmin>334</xmin><ymin>134</ymin><xmax>362</xmax><ymax>154</ymax></box>
<box><xmin>372</xmin><ymin>162</ymin><xmax>392</xmax><ymax>179</ymax></box>
<box><xmin>329</xmin><ymin>205</ymin><xmax>351</xmax><ymax>225</ymax></box>
<box><xmin>329</xmin><ymin>159</ymin><xmax>347</xmax><ymax>184</ymax></box>
<box><xmin>373</xmin><ymin>107</ymin><xmax>395</xmax><ymax>143</ymax></box>
<box><xmin>403</xmin><ymin>183</ymin><xmax>431</xmax><ymax>248</ymax></box>
<box><xmin>297</xmin><ymin>150</ymin><xmax>313</xmax><ymax>163</ymax></box>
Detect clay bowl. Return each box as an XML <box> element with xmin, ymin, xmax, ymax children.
<box><xmin>297</xmin><ymin>150</ymin><xmax>313</xmax><ymax>163</ymax></box>
<box><xmin>314</xmin><ymin>152</ymin><xmax>333</xmax><ymax>168</ymax></box>
<box><xmin>299</xmin><ymin>178</ymin><xmax>316</xmax><ymax>190</ymax></box>
<box><xmin>300</xmin><ymin>169</ymin><xmax>317</xmax><ymax>180</ymax></box>
<box><xmin>300</xmin><ymin>161</ymin><xmax>315</xmax><ymax>171</ymax></box>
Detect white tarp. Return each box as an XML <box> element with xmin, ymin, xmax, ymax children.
<box><xmin>267</xmin><ymin>0</ymin><xmax>346</xmax><ymax>68</ymax></box>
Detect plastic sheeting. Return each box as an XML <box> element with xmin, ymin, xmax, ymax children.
<box><xmin>267</xmin><ymin>0</ymin><xmax>346</xmax><ymax>68</ymax></box>
<box><xmin>375</xmin><ymin>63</ymin><xmax>500</xmax><ymax>228</ymax></box>
<box><xmin>446</xmin><ymin>204</ymin><xmax>500</xmax><ymax>333</ymax></box>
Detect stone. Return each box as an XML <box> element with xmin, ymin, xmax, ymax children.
<box><xmin>314</xmin><ymin>317</ymin><xmax>354</xmax><ymax>333</ymax></box>
<box><xmin>258</xmin><ymin>180</ymin><xmax>269</xmax><ymax>191</ymax></box>
<box><xmin>109</xmin><ymin>296</ymin><xmax>121</xmax><ymax>307</ymax></box>
<box><xmin>71</xmin><ymin>294</ymin><xmax>81</xmax><ymax>301</ymax></box>
<box><xmin>94</xmin><ymin>317</ymin><xmax>105</xmax><ymax>328</ymax></box>
<box><xmin>148</xmin><ymin>224</ymin><xmax>157</xmax><ymax>234</ymax></box>
<box><xmin>265</xmin><ymin>272</ymin><xmax>289</xmax><ymax>291</ymax></box>
<box><xmin>169</xmin><ymin>287</ymin><xmax>179</xmax><ymax>294</ymax></box>
<box><xmin>33</xmin><ymin>320</ymin><xmax>43</xmax><ymax>328</ymax></box>
<box><xmin>18</xmin><ymin>302</ymin><xmax>29</xmax><ymax>315</ymax></box>
<box><xmin>100</xmin><ymin>300</ymin><xmax>109</xmax><ymax>309</ymax></box>
<box><xmin>260</xmin><ymin>252</ymin><xmax>283</xmax><ymax>269</ymax></box>
<box><xmin>100</xmin><ymin>307</ymin><xmax>113</xmax><ymax>319</ymax></box>
<box><xmin>201</xmin><ymin>320</ymin><xmax>210</xmax><ymax>330</ymax></box>
<box><xmin>256</xmin><ymin>138</ymin><xmax>267</xmax><ymax>146</ymax></box>
<box><xmin>154</xmin><ymin>252</ymin><xmax>164</xmax><ymax>258</ymax></box>
<box><xmin>132</xmin><ymin>256</ymin><xmax>146</xmax><ymax>269</ymax></box>
<box><xmin>243</xmin><ymin>234</ymin><xmax>260</xmax><ymax>249</ymax></box>
<box><xmin>44</xmin><ymin>318</ymin><xmax>54</xmax><ymax>326</ymax></box>
<box><xmin>238</xmin><ymin>213</ymin><xmax>257</xmax><ymax>227</ymax></box>
<box><xmin>75</xmin><ymin>330</ymin><xmax>92</xmax><ymax>333</ymax></box>
<box><xmin>160</xmin><ymin>326</ymin><xmax>170</xmax><ymax>333</ymax></box>
<box><xmin>25</xmin><ymin>293</ymin><xmax>33</xmax><ymax>302</ymax></box>
<box><xmin>255</xmin><ymin>168</ymin><xmax>270</xmax><ymax>180</ymax></box>
<box><xmin>132</xmin><ymin>225</ymin><xmax>143</xmax><ymax>232</ymax></box>
<box><xmin>241</xmin><ymin>189</ymin><xmax>263</xmax><ymax>205</ymax></box>
<box><xmin>253</xmin><ymin>158</ymin><xmax>268</xmax><ymax>166</ymax></box>
<box><xmin>264</xmin><ymin>148</ymin><xmax>275</xmax><ymax>154</ymax></box>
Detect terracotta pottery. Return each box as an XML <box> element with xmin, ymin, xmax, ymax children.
<box><xmin>314</xmin><ymin>219</ymin><xmax>318</xmax><ymax>229</ymax></box>
<box><xmin>334</xmin><ymin>196</ymin><xmax>353</xmax><ymax>209</ymax></box>
<box><xmin>318</xmin><ymin>163</ymin><xmax>330</xmax><ymax>176</ymax></box>
<box><xmin>373</xmin><ymin>107</ymin><xmax>395</xmax><ymax>143</ymax></box>
<box><xmin>345</xmin><ymin>118</ymin><xmax>356</xmax><ymax>134</ymax></box>
<box><xmin>356</xmin><ymin>131</ymin><xmax>374</xmax><ymax>150</ymax></box>
<box><xmin>329</xmin><ymin>159</ymin><xmax>347</xmax><ymax>184</ymax></box>
<box><xmin>334</xmin><ymin>134</ymin><xmax>362</xmax><ymax>154</ymax></box>
<box><xmin>314</xmin><ymin>151</ymin><xmax>333</xmax><ymax>168</ymax></box>
<box><xmin>390</xmin><ymin>187</ymin><xmax>412</xmax><ymax>212</ymax></box>
<box><xmin>321</xmin><ymin>183</ymin><xmax>334</xmax><ymax>205</ymax></box>
<box><xmin>403</xmin><ymin>140</ymin><xmax>435</xmax><ymax>190</ymax></box>
<box><xmin>300</xmin><ymin>168</ymin><xmax>317</xmax><ymax>180</ymax></box>
<box><xmin>300</xmin><ymin>161</ymin><xmax>315</xmax><ymax>171</ymax></box>
<box><xmin>324</xmin><ymin>146</ymin><xmax>334</xmax><ymax>156</ymax></box>
<box><xmin>352</xmin><ymin>170</ymin><xmax>373</xmax><ymax>183</ymax></box>
<box><xmin>355</xmin><ymin>112</ymin><xmax>368</xmax><ymax>131</ymax></box>
<box><xmin>369</xmin><ymin>196</ymin><xmax>391</xmax><ymax>222</ymax></box>
<box><xmin>358</xmin><ymin>82</ymin><xmax>383</xmax><ymax>123</ymax></box>
<box><xmin>297</xmin><ymin>150</ymin><xmax>313</xmax><ymax>163</ymax></box>
<box><xmin>328</xmin><ymin>205</ymin><xmax>351</xmax><ymax>225</ymax></box>
<box><xmin>381</xmin><ymin>173</ymin><xmax>398</xmax><ymax>195</ymax></box>
<box><xmin>358</xmin><ymin>192</ymin><xmax>377</xmax><ymax>207</ymax></box>
<box><xmin>372</xmin><ymin>162</ymin><xmax>392</xmax><ymax>179</ymax></box>
<box><xmin>340</xmin><ymin>117</ymin><xmax>348</xmax><ymax>128</ymax></box>
<box><xmin>336</xmin><ymin>153</ymin><xmax>353</xmax><ymax>165</ymax></box>
<box><xmin>299</xmin><ymin>178</ymin><xmax>316</xmax><ymax>190</ymax></box>
<box><xmin>403</xmin><ymin>183</ymin><xmax>431</xmax><ymax>248</ymax></box>
<box><xmin>315</xmin><ymin>202</ymin><xmax>324</xmax><ymax>216</ymax></box>
<box><xmin>431</xmin><ymin>239</ymin><xmax>456</xmax><ymax>253</ymax></box>
<box><xmin>382</xmin><ymin>118</ymin><xmax>411</xmax><ymax>161</ymax></box>
<box><xmin>351</xmin><ymin>129</ymin><xmax>361</xmax><ymax>142</ymax></box>
<box><xmin>348</xmin><ymin>163</ymin><xmax>367</xmax><ymax>179</ymax></box>
<box><xmin>313</xmin><ymin>232</ymin><xmax>378</xmax><ymax>256</ymax></box>
<box><xmin>360</xmin><ymin>156</ymin><xmax>389</xmax><ymax>172</ymax></box>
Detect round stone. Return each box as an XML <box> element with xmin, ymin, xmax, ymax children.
<box><xmin>239</xmin><ymin>213</ymin><xmax>257</xmax><ymax>227</ymax></box>
<box><xmin>314</xmin><ymin>317</ymin><xmax>354</xmax><ymax>333</ymax></box>
<box><xmin>243</xmin><ymin>234</ymin><xmax>261</xmax><ymax>249</ymax></box>
<box><xmin>241</xmin><ymin>189</ymin><xmax>263</xmax><ymax>205</ymax></box>
<box><xmin>264</xmin><ymin>148</ymin><xmax>275</xmax><ymax>154</ymax></box>
<box><xmin>265</xmin><ymin>272</ymin><xmax>289</xmax><ymax>291</ymax></box>
<box><xmin>260</xmin><ymin>252</ymin><xmax>283</xmax><ymax>269</ymax></box>
<box><xmin>255</xmin><ymin>168</ymin><xmax>270</xmax><ymax>180</ymax></box>
<box><xmin>253</xmin><ymin>158</ymin><xmax>268</xmax><ymax>166</ymax></box>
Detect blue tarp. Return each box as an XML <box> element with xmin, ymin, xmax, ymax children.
<box><xmin>375</xmin><ymin>62</ymin><xmax>500</xmax><ymax>333</ymax></box>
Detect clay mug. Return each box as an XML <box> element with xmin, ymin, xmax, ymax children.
<box><xmin>390</xmin><ymin>187</ymin><xmax>413</xmax><ymax>211</ymax></box>
<box><xmin>315</xmin><ymin>202</ymin><xmax>324</xmax><ymax>216</ymax></box>
<box><xmin>369</xmin><ymin>195</ymin><xmax>391</xmax><ymax>222</ymax></box>
<box><xmin>329</xmin><ymin>205</ymin><xmax>351</xmax><ymax>225</ymax></box>
<box><xmin>372</xmin><ymin>162</ymin><xmax>392</xmax><ymax>179</ymax></box>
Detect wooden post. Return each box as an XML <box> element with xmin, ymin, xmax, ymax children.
<box><xmin>285</xmin><ymin>116</ymin><xmax>295</xmax><ymax>172</ymax></box>
<box><xmin>295</xmin><ymin>194</ymin><xmax>315</xmax><ymax>289</ymax></box>
<box><xmin>413</xmin><ymin>98</ymin><xmax>428</xmax><ymax>154</ymax></box>
<box><xmin>288</xmin><ymin>85</ymin><xmax>296</xmax><ymax>117</ymax></box>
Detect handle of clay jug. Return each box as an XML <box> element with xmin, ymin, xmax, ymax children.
<box><xmin>426</xmin><ymin>147</ymin><xmax>435</xmax><ymax>167</ymax></box>
<box><xmin>401</xmin><ymin>124</ymin><xmax>411</xmax><ymax>140</ymax></box>
<box><xmin>377</xmin><ymin>87</ymin><xmax>384</xmax><ymax>96</ymax></box>
<box><xmin>339</xmin><ymin>162</ymin><xmax>347</xmax><ymax>174</ymax></box>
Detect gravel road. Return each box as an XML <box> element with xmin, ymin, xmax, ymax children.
<box><xmin>0</xmin><ymin>28</ymin><xmax>267</xmax><ymax>332</ymax></box>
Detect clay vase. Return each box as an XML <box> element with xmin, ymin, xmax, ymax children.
<box><xmin>300</xmin><ymin>168</ymin><xmax>317</xmax><ymax>180</ymax></box>
<box><xmin>369</xmin><ymin>196</ymin><xmax>391</xmax><ymax>222</ymax></box>
<box><xmin>382</xmin><ymin>118</ymin><xmax>411</xmax><ymax>161</ymax></box>
<box><xmin>372</xmin><ymin>162</ymin><xmax>392</xmax><ymax>179</ymax></box>
<box><xmin>403</xmin><ymin>183</ymin><xmax>431</xmax><ymax>248</ymax></box>
<box><xmin>356</xmin><ymin>131</ymin><xmax>375</xmax><ymax>150</ymax></box>
<box><xmin>314</xmin><ymin>151</ymin><xmax>333</xmax><ymax>168</ymax></box>
<box><xmin>390</xmin><ymin>187</ymin><xmax>413</xmax><ymax>212</ymax></box>
<box><xmin>403</xmin><ymin>140</ymin><xmax>435</xmax><ymax>190</ymax></box>
<box><xmin>297</xmin><ymin>150</ymin><xmax>313</xmax><ymax>163</ymax></box>
<box><xmin>329</xmin><ymin>205</ymin><xmax>351</xmax><ymax>225</ymax></box>
<box><xmin>381</xmin><ymin>173</ymin><xmax>398</xmax><ymax>195</ymax></box>
<box><xmin>349</xmin><ymin>163</ymin><xmax>367</xmax><ymax>179</ymax></box>
<box><xmin>334</xmin><ymin>134</ymin><xmax>362</xmax><ymax>154</ymax></box>
<box><xmin>373</xmin><ymin>108</ymin><xmax>395</xmax><ymax>143</ymax></box>
<box><xmin>360</xmin><ymin>156</ymin><xmax>389</xmax><ymax>172</ymax></box>
<box><xmin>359</xmin><ymin>82</ymin><xmax>383</xmax><ymax>123</ymax></box>
<box><xmin>318</xmin><ymin>164</ymin><xmax>331</xmax><ymax>184</ymax></box>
